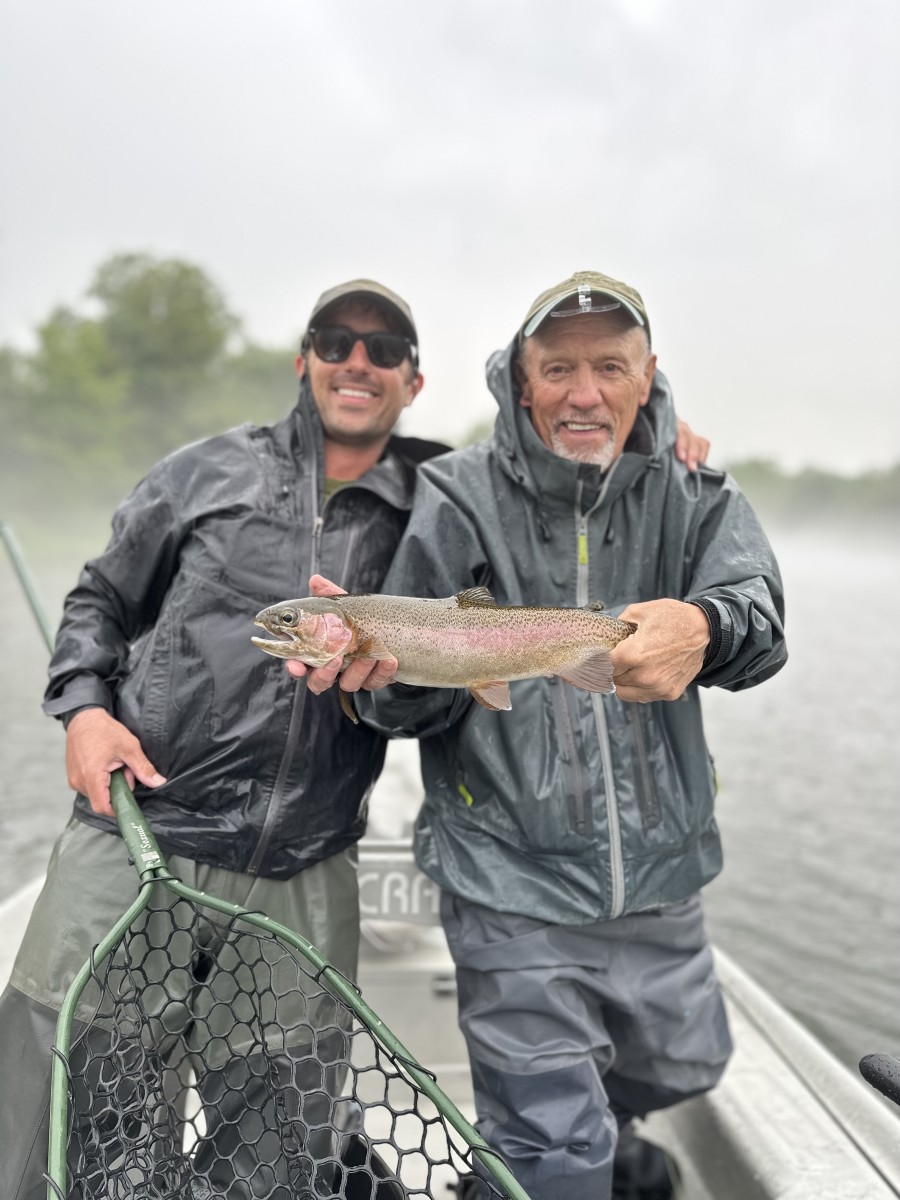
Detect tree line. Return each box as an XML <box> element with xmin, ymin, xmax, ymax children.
<box><xmin>727</xmin><ymin>459</ymin><xmax>899</xmax><ymax>531</ymax></box>
<box><xmin>2</xmin><ymin>253</ymin><xmax>897</xmax><ymax>533</ymax></box>
<box><xmin>1</xmin><ymin>253</ymin><xmax>295</xmax><ymax>512</ymax></box>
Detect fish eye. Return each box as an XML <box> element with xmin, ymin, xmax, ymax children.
<box><xmin>279</xmin><ymin>609</ymin><xmax>299</xmax><ymax>626</ymax></box>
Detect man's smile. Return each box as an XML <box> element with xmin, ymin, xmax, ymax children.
<box><xmin>334</xmin><ymin>384</ymin><xmax>380</xmax><ymax>402</ymax></box>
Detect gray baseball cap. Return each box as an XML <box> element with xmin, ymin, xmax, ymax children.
<box><xmin>520</xmin><ymin>269</ymin><xmax>651</xmax><ymax>346</ymax></box>
<box><xmin>305</xmin><ymin>278</ymin><xmax>418</xmax><ymax>346</ymax></box>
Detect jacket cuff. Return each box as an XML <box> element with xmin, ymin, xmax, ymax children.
<box><xmin>61</xmin><ymin>705</ymin><xmax>109</xmax><ymax>730</ymax></box>
<box><xmin>689</xmin><ymin>597</ymin><xmax>733</xmax><ymax>675</ymax></box>
<box><xmin>43</xmin><ymin>677</ymin><xmax>113</xmax><ymax>722</ymax></box>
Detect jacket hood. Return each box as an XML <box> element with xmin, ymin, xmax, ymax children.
<box><xmin>485</xmin><ymin>335</ymin><xmax>679</xmax><ymax>513</ymax></box>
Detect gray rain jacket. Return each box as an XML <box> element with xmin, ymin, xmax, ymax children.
<box><xmin>43</xmin><ymin>380</ymin><xmax>448</xmax><ymax>878</ymax></box>
<box><xmin>360</xmin><ymin>342</ymin><xmax>787</xmax><ymax>924</ymax></box>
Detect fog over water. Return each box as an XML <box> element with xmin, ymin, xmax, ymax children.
<box><xmin>1</xmin><ymin>523</ymin><xmax>897</xmax><ymax>1077</ymax></box>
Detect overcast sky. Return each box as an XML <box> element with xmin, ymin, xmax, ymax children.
<box><xmin>1</xmin><ymin>0</ymin><xmax>898</xmax><ymax>471</ymax></box>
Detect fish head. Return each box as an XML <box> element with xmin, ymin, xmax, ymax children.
<box><xmin>251</xmin><ymin>597</ymin><xmax>354</xmax><ymax>665</ymax></box>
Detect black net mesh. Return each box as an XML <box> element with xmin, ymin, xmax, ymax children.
<box><xmin>58</xmin><ymin>883</ymin><xmax>508</xmax><ymax>1200</ymax></box>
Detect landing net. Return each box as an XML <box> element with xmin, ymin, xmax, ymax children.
<box><xmin>46</xmin><ymin>779</ymin><xmax>530</xmax><ymax>1200</ymax></box>
<box><xmin>51</xmin><ymin>881</ymin><xmax>516</xmax><ymax>1200</ymax></box>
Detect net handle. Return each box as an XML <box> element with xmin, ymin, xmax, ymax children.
<box><xmin>110</xmin><ymin>770</ymin><xmax>168</xmax><ymax>878</ymax></box>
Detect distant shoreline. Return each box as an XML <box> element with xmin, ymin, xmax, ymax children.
<box><xmin>725</xmin><ymin>459</ymin><xmax>900</xmax><ymax>529</ymax></box>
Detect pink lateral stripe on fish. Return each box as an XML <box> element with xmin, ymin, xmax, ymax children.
<box><xmin>252</xmin><ymin>587</ymin><xmax>636</xmax><ymax>713</ymax></box>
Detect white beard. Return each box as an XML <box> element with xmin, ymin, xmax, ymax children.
<box><xmin>550</xmin><ymin>427</ymin><xmax>617</xmax><ymax>470</ymax></box>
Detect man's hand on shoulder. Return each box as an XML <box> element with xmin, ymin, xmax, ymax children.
<box><xmin>66</xmin><ymin>708</ymin><xmax>166</xmax><ymax>818</ymax></box>
<box><xmin>610</xmin><ymin>599</ymin><xmax>710</xmax><ymax>702</ymax></box>
<box><xmin>284</xmin><ymin>575</ymin><xmax>399</xmax><ymax>695</ymax></box>
<box><xmin>675</xmin><ymin>418</ymin><xmax>710</xmax><ymax>474</ymax></box>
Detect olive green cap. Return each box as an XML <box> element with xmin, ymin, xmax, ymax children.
<box><xmin>520</xmin><ymin>269</ymin><xmax>651</xmax><ymax>346</ymax></box>
<box><xmin>306</xmin><ymin>278</ymin><xmax>418</xmax><ymax>346</ymax></box>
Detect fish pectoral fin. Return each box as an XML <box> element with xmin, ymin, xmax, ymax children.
<box><xmin>455</xmin><ymin>587</ymin><xmax>498</xmax><ymax>608</ymax></box>
<box><xmin>339</xmin><ymin>691</ymin><xmax>359</xmax><ymax>725</ymax></box>
<box><xmin>352</xmin><ymin>632</ymin><xmax>394</xmax><ymax>660</ymax></box>
<box><xmin>468</xmin><ymin>681</ymin><xmax>511</xmax><ymax>711</ymax></box>
<box><xmin>557</xmin><ymin>652</ymin><xmax>616</xmax><ymax>694</ymax></box>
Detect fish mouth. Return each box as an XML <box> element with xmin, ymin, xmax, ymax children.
<box><xmin>251</xmin><ymin>618</ymin><xmax>301</xmax><ymax>655</ymax></box>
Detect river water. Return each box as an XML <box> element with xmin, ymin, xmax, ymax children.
<box><xmin>1</xmin><ymin>521</ymin><xmax>897</xmax><ymax>1078</ymax></box>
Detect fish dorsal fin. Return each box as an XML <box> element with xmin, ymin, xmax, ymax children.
<box><xmin>455</xmin><ymin>587</ymin><xmax>498</xmax><ymax>608</ymax></box>
<box><xmin>557</xmin><ymin>651</ymin><xmax>616</xmax><ymax>695</ymax></box>
<box><xmin>469</xmin><ymin>681</ymin><xmax>511</xmax><ymax>711</ymax></box>
<box><xmin>583</xmin><ymin>600</ymin><xmax>605</xmax><ymax>612</ymax></box>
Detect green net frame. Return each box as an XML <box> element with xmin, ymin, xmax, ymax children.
<box><xmin>45</xmin><ymin>773</ymin><xmax>531</xmax><ymax>1200</ymax></box>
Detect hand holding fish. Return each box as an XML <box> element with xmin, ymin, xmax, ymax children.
<box><xmin>253</xmin><ymin>579</ymin><xmax>636</xmax><ymax>716</ymax></box>
<box><xmin>610</xmin><ymin>599</ymin><xmax>710</xmax><ymax>702</ymax></box>
<box><xmin>283</xmin><ymin>576</ymin><xmax>400</xmax><ymax>696</ymax></box>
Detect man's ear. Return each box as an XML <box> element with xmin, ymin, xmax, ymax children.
<box><xmin>406</xmin><ymin>370</ymin><xmax>425</xmax><ymax>406</ymax></box>
<box><xmin>295</xmin><ymin>354</ymin><xmax>306</xmax><ymax>380</ymax></box>
<box><xmin>639</xmin><ymin>353</ymin><xmax>657</xmax><ymax>407</ymax></box>
<box><xmin>514</xmin><ymin>357</ymin><xmax>532</xmax><ymax>408</ymax></box>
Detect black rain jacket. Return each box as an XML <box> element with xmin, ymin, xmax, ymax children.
<box><xmin>43</xmin><ymin>380</ymin><xmax>448</xmax><ymax>878</ymax></box>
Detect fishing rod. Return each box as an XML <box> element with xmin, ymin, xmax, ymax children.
<box><xmin>0</xmin><ymin>520</ymin><xmax>55</xmax><ymax>655</ymax></box>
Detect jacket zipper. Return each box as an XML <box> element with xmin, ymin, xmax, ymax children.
<box><xmin>245</xmin><ymin>474</ymin><xmax>324</xmax><ymax>876</ymax></box>
<box><xmin>245</xmin><ymin>486</ymin><xmax>361</xmax><ymax>876</ymax></box>
<box><xmin>549</xmin><ymin>679</ymin><xmax>587</xmax><ymax>836</ymax></box>
<box><xmin>630</xmin><ymin>708</ymin><xmax>661</xmax><ymax>830</ymax></box>
<box><xmin>575</xmin><ymin>476</ymin><xmax>626</xmax><ymax>918</ymax></box>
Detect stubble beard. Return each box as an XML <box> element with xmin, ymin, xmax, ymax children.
<box><xmin>320</xmin><ymin>417</ymin><xmax>390</xmax><ymax>449</ymax></box>
<box><xmin>550</xmin><ymin>419</ymin><xmax>617</xmax><ymax>470</ymax></box>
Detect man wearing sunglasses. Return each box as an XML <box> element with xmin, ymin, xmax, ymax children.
<box><xmin>1</xmin><ymin>279</ymin><xmax>441</xmax><ymax>1198</ymax></box>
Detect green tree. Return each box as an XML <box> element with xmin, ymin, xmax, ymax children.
<box><xmin>89</xmin><ymin>253</ymin><xmax>238</xmax><ymax>423</ymax></box>
<box><xmin>29</xmin><ymin>307</ymin><xmax>131</xmax><ymax>441</ymax></box>
<box><xmin>1</xmin><ymin>254</ymin><xmax>249</xmax><ymax>511</ymax></box>
<box><xmin>0</xmin><ymin>310</ymin><xmax>134</xmax><ymax>510</ymax></box>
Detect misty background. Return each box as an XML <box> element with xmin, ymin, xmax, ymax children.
<box><xmin>1</xmin><ymin>0</ymin><xmax>898</xmax><ymax>1083</ymax></box>
<box><xmin>2</xmin><ymin>0</ymin><xmax>899</xmax><ymax>475</ymax></box>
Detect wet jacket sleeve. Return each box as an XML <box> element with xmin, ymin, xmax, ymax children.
<box><xmin>357</xmin><ymin>474</ymin><xmax>487</xmax><ymax>739</ymax></box>
<box><xmin>682</xmin><ymin>471</ymin><xmax>786</xmax><ymax>691</ymax></box>
<box><xmin>43</xmin><ymin>461</ymin><xmax>186</xmax><ymax>719</ymax></box>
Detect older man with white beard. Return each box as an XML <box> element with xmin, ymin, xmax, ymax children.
<box><xmin>295</xmin><ymin>269</ymin><xmax>787</xmax><ymax>1200</ymax></box>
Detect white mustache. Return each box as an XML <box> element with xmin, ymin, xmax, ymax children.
<box><xmin>554</xmin><ymin>413</ymin><xmax>614</xmax><ymax>431</ymax></box>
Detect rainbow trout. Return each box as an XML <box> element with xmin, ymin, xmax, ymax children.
<box><xmin>252</xmin><ymin>587</ymin><xmax>635</xmax><ymax>714</ymax></box>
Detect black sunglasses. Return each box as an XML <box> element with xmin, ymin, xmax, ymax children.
<box><xmin>307</xmin><ymin>325</ymin><xmax>418</xmax><ymax>370</ymax></box>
